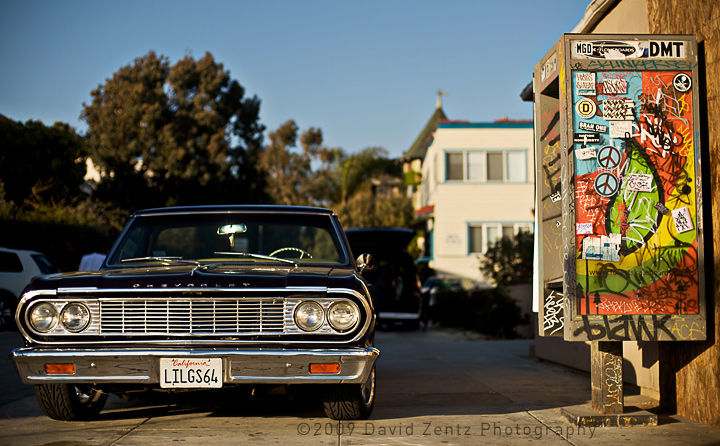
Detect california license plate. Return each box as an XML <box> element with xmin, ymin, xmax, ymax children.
<box><xmin>159</xmin><ymin>358</ymin><xmax>222</xmax><ymax>388</ymax></box>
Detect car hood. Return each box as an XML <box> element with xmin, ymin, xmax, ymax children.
<box><xmin>29</xmin><ymin>264</ymin><xmax>355</xmax><ymax>292</ymax></box>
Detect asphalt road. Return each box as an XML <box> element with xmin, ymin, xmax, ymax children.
<box><xmin>2</xmin><ymin>328</ymin><xmax>720</xmax><ymax>445</ymax></box>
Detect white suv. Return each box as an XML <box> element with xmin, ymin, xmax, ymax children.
<box><xmin>0</xmin><ymin>247</ymin><xmax>56</xmax><ymax>330</ymax></box>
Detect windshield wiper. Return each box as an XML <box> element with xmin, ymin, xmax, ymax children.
<box><xmin>121</xmin><ymin>256</ymin><xmax>200</xmax><ymax>265</ymax></box>
<box><xmin>214</xmin><ymin>252</ymin><xmax>297</xmax><ymax>266</ymax></box>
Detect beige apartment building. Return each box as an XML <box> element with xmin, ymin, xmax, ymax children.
<box><xmin>407</xmin><ymin>116</ymin><xmax>534</xmax><ymax>285</ymax></box>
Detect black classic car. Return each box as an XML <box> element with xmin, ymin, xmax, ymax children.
<box><xmin>10</xmin><ymin>206</ymin><xmax>379</xmax><ymax>421</ymax></box>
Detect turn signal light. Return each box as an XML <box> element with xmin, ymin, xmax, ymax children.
<box><xmin>309</xmin><ymin>363</ymin><xmax>340</xmax><ymax>374</ymax></box>
<box><xmin>45</xmin><ymin>363</ymin><xmax>76</xmax><ymax>374</ymax></box>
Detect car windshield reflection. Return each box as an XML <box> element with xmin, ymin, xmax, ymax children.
<box><xmin>106</xmin><ymin>212</ymin><xmax>347</xmax><ymax>267</ymax></box>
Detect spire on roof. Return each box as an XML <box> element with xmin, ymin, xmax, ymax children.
<box><xmin>437</xmin><ymin>90</ymin><xmax>448</xmax><ymax>109</ymax></box>
<box><xmin>402</xmin><ymin>92</ymin><xmax>449</xmax><ymax>161</ymax></box>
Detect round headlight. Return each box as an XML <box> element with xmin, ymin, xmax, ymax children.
<box><xmin>327</xmin><ymin>301</ymin><xmax>359</xmax><ymax>331</ymax></box>
<box><xmin>29</xmin><ymin>302</ymin><xmax>58</xmax><ymax>333</ymax></box>
<box><xmin>294</xmin><ymin>301</ymin><xmax>324</xmax><ymax>332</ymax></box>
<box><xmin>61</xmin><ymin>303</ymin><xmax>90</xmax><ymax>332</ymax></box>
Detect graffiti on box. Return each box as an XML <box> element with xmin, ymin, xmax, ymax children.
<box><xmin>539</xmin><ymin>100</ymin><xmax>564</xmax><ymax>280</ymax></box>
<box><xmin>571</xmin><ymin>70</ymin><xmax>698</xmax><ymax>316</ymax></box>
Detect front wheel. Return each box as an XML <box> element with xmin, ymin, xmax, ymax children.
<box><xmin>322</xmin><ymin>365</ymin><xmax>376</xmax><ymax>420</ymax></box>
<box><xmin>34</xmin><ymin>384</ymin><xmax>107</xmax><ymax>421</ymax></box>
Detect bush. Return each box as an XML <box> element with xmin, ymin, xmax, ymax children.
<box><xmin>430</xmin><ymin>287</ymin><xmax>524</xmax><ymax>339</ymax></box>
<box><xmin>0</xmin><ymin>185</ymin><xmax>127</xmax><ymax>271</ymax></box>
<box><xmin>479</xmin><ymin>230</ymin><xmax>534</xmax><ymax>286</ymax></box>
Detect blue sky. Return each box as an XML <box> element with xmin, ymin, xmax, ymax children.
<box><xmin>0</xmin><ymin>0</ymin><xmax>589</xmax><ymax>158</ymax></box>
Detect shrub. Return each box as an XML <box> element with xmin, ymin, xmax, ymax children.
<box><xmin>0</xmin><ymin>184</ymin><xmax>127</xmax><ymax>271</ymax></box>
<box><xmin>430</xmin><ymin>287</ymin><xmax>524</xmax><ymax>339</ymax></box>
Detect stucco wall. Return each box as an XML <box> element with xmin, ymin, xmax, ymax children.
<box><xmin>552</xmin><ymin>0</ymin><xmax>720</xmax><ymax>428</ymax></box>
<box><xmin>535</xmin><ymin>337</ymin><xmax>660</xmax><ymax>399</ymax></box>
<box><xmin>644</xmin><ymin>0</ymin><xmax>720</xmax><ymax>429</ymax></box>
<box><xmin>592</xmin><ymin>0</ymin><xmax>649</xmax><ymax>34</ymax></box>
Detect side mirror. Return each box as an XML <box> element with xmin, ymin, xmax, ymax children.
<box><xmin>356</xmin><ymin>253</ymin><xmax>374</xmax><ymax>273</ymax></box>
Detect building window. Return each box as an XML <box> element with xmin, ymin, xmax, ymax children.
<box><xmin>469</xmin><ymin>226</ymin><xmax>483</xmax><ymax>254</ymax></box>
<box><xmin>446</xmin><ymin>152</ymin><xmax>463</xmax><ymax>180</ymax></box>
<box><xmin>507</xmin><ymin>151</ymin><xmax>526</xmax><ymax>182</ymax></box>
<box><xmin>468</xmin><ymin>222</ymin><xmax>533</xmax><ymax>254</ymax></box>
<box><xmin>445</xmin><ymin>150</ymin><xmax>527</xmax><ymax>183</ymax></box>
<box><xmin>487</xmin><ymin>152</ymin><xmax>504</xmax><ymax>181</ymax></box>
<box><xmin>467</xmin><ymin>152</ymin><xmax>484</xmax><ymax>180</ymax></box>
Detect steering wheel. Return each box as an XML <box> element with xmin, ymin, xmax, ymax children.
<box><xmin>269</xmin><ymin>247</ymin><xmax>313</xmax><ymax>259</ymax></box>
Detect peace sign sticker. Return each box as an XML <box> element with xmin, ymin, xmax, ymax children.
<box><xmin>594</xmin><ymin>172</ymin><xmax>620</xmax><ymax>197</ymax></box>
<box><xmin>597</xmin><ymin>145</ymin><xmax>622</xmax><ymax>170</ymax></box>
<box><xmin>673</xmin><ymin>73</ymin><xmax>691</xmax><ymax>93</ymax></box>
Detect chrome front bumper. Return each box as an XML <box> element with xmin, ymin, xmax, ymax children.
<box><xmin>11</xmin><ymin>347</ymin><xmax>379</xmax><ymax>386</ymax></box>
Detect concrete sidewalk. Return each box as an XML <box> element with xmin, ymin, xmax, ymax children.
<box><xmin>367</xmin><ymin>328</ymin><xmax>720</xmax><ymax>445</ymax></box>
<box><xmin>1</xmin><ymin>328</ymin><xmax>719</xmax><ymax>445</ymax></box>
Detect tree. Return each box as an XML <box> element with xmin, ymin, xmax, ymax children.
<box><xmin>334</xmin><ymin>190</ymin><xmax>413</xmax><ymax>228</ymax></box>
<box><xmin>258</xmin><ymin>121</ymin><xmax>412</xmax><ymax>224</ymax></box>
<box><xmin>259</xmin><ymin>120</ymin><xmax>341</xmax><ymax>206</ymax></box>
<box><xmin>331</xmin><ymin>147</ymin><xmax>412</xmax><ymax>228</ymax></box>
<box><xmin>0</xmin><ymin>117</ymin><xmax>87</xmax><ymax>206</ymax></box>
<box><xmin>479</xmin><ymin>230</ymin><xmax>534</xmax><ymax>286</ymax></box>
<box><xmin>334</xmin><ymin>147</ymin><xmax>396</xmax><ymax>205</ymax></box>
<box><xmin>81</xmin><ymin>51</ymin><xmax>265</xmax><ymax>210</ymax></box>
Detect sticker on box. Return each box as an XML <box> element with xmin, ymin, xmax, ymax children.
<box><xmin>673</xmin><ymin>73</ymin><xmax>691</xmax><ymax>93</ymax></box>
<box><xmin>625</xmin><ymin>173</ymin><xmax>653</xmax><ymax>192</ymax></box>
<box><xmin>654</xmin><ymin>202</ymin><xmax>669</xmax><ymax>215</ymax></box>
<box><xmin>576</xmin><ymin>223</ymin><xmax>593</xmax><ymax>235</ymax></box>
<box><xmin>572</xmin><ymin>40</ymin><xmax>646</xmax><ymax>60</ymax></box>
<box><xmin>576</xmin><ymin>147</ymin><xmax>597</xmax><ymax>160</ymax></box>
<box><xmin>581</xmin><ymin>234</ymin><xmax>621</xmax><ymax>262</ymax></box>
<box><xmin>576</xmin><ymin>72</ymin><xmax>596</xmax><ymax>96</ymax></box>
<box><xmin>574</xmin><ymin>133</ymin><xmax>601</xmax><ymax>145</ymax></box>
<box><xmin>671</xmin><ymin>206</ymin><xmax>694</xmax><ymax>234</ymax></box>
<box><xmin>601</xmin><ymin>78</ymin><xmax>627</xmax><ymax>95</ymax></box>
<box><xmin>576</xmin><ymin>97</ymin><xmax>597</xmax><ymax>119</ymax></box>
<box><xmin>609</xmin><ymin>121</ymin><xmax>634</xmax><ymax>139</ymax></box>
<box><xmin>579</xmin><ymin>121</ymin><xmax>608</xmax><ymax>133</ymax></box>
<box><xmin>603</xmin><ymin>99</ymin><xmax>635</xmax><ymax>121</ymax></box>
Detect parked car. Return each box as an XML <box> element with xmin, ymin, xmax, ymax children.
<box><xmin>420</xmin><ymin>275</ymin><xmax>477</xmax><ymax>324</ymax></box>
<box><xmin>421</xmin><ymin>275</ymin><xmax>476</xmax><ymax>301</ymax></box>
<box><xmin>344</xmin><ymin>227</ymin><xmax>422</xmax><ymax>330</ymax></box>
<box><xmin>11</xmin><ymin>205</ymin><xmax>379</xmax><ymax>421</ymax></box>
<box><xmin>0</xmin><ymin>247</ymin><xmax>56</xmax><ymax>330</ymax></box>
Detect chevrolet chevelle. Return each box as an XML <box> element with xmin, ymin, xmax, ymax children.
<box><xmin>10</xmin><ymin>206</ymin><xmax>379</xmax><ymax>421</ymax></box>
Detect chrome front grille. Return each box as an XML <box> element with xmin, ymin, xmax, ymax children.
<box><xmin>99</xmin><ymin>298</ymin><xmax>285</xmax><ymax>335</ymax></box>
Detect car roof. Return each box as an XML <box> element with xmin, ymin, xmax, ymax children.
<box><xmin>0</xmin><ymin>247</ymin><xmax>43</xmax><ymax>256</ymax></box>
<box><xmin>132</xmin><ymin>205</ymin><xmax>335</xmax><ymax>217</ymax></box>
<box><xmin>345</xmin><ymin>227</ymin><xmax>415</xmax><ymax>251</ymax></box>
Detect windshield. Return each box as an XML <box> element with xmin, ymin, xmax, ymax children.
<box><xmin>106</xmin><ymin>211</ymin><xmax>347</xmax><ymax>267</ymax></box>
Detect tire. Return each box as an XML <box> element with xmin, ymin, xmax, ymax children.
<box><xmin>34</xmin><ymin>384</ymin><xmax>108</xmax><ymax>421</ymax></box>
<box><xmin>322</xmin><ymin>365</ymin><xmax>376</xmax><ymax>420</ymax></box>
<box><xmin>0</xmin><ymin>292</ymin><xmax>17</xmax><ymax>331</ymax></box>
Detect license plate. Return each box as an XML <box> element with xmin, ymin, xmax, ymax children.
<box><xmin>160</xmin><ymin>358</ymin><xmax>222</xmax><ymax>388</ymax></box>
